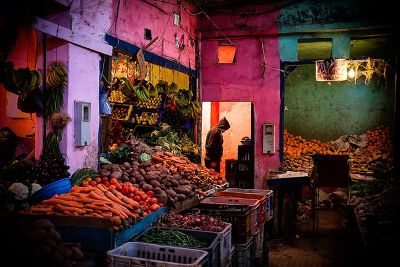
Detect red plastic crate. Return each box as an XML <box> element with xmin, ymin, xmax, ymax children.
<box><xmin>201</xmin><ymin>196</ymin><xmax>259</xmax><ymax>236</ymax></box>
<box><xmin>216</xmin><ymin>191</ymin><xmax>267</xmax><ymax>226</ymax></box>
<box><xmin>223</xmin><ymin>188</ymin><xmax>274</xmax><ymax>221</ymax></box>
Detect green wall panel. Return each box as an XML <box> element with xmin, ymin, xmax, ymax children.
<box><xmin>284</xmin><ymin>64</ymin><xmax>394</xmax><ymax>142</ymax></box>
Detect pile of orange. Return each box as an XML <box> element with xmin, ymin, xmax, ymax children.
<box><xmin>283</xmin><ymin>129</ymin><xmax>342</xmax><ymax>157</ymax></box>
<box><xmin>364</xmin><ymin>125</ymin><xmax>392</xmax><ymax>153</ymax></box>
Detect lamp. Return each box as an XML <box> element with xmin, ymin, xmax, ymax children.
<box><xmin>347</xmin><ymin>68</ymin><xmax>355</xmax><ymax>79</ymax></box>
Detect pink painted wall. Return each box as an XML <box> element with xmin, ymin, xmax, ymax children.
<box><xmin>108</xmin><ymin>0</ymin><xmax>198</xmax><ymax>69</ymax></box>
<box><xmin>33</xmin><ymin>10</ymin><xmax>104</xmax><ymax>170</ymax></box>
<box><xmin>200</xmin><ymin>8</ymin><xmax>281</xmax><ymax>188</ymax></box>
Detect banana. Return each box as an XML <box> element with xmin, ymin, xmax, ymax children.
<box><xmin>30</xmin><ymin>71</ymin><xmax>38</xmax><ymax>90</ymax></box>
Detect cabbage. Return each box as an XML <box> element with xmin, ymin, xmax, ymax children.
<box><xmin>138</xmin><ymin>153</ymin><xmax>151</xmax><ymax>163</ymax></box>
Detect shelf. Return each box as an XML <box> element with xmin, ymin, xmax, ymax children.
<box><xmin>110</xmin><ymin>102</ymin><xmax>132</xmax><ymax>106</ymax></box>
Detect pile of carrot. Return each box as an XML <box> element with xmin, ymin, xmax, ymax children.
<box><xmin>28</xmin><ymin>184</ymin><xmax>142</xmax><ymax>231</ymax></box>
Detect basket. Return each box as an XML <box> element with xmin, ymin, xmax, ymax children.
<box><xmin>107</xmin><ymin>242</ymin><xmax>208</xmax><ymax>267</ymax></box>
<box><xmin>131</xmin><ymin>227</ymin><xmax>220</xmax><ymax>267</ymax></box>
<box><xmin>31</xmin><ymin>178</ymin><xmax>72</xmax><ymax>203</ymax></box>
<box><xmin>201</xmin><ymin>197</ymin><xmax>260</xmax><ymax>236</ymax></box>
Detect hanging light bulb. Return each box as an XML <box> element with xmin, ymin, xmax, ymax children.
<box><xmin>348</xmin><ymin>68</ymin><xmax>355</xmax><ymax>79</ymax></box>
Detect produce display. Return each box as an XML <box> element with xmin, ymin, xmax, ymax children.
<box><xmin>139</xmin><ymin>228</ymin><xmax>207</xmax><ymax>248</ymax></box>
<box><xmin>133</xmin><ymin>111</ymin><xmax>159</xmax><ymax>125</ymax></box>
<box><xmin>158</xmin><ymin>212</ymin><xmax>228</xmax><ymax>232</ymax></box>
<box><xmin>71</xmin><ymin>168</ymin><xmax>99</xmax><ymax>186</ymax></box>
<box><xmin>109</xmin><ymin>89</ymin><xmax>128</xmax><ymax>103</ymax></box>
<box><xmin>141</xmin><ymin>124</ymin><xmax>200</xmax><ymax>162</ymax></box>
<box><xmin>28</xmin><ymin>183</ymin><xmax>143</xmax><ymax>231</ymax></box>
<box><xmin>349</xmin><ymin>187</ymin><xmax>400</xmax><ymax>246</ymax></box>
<box><xmin>111</xmin><ymin>106</ymin><xmax>131</xmax><ymax>121</ymax></box>
<box><xmin>283</xmin><ymin>125</ymin><xmax>394</xmax><ymax>177</ymax></box>
<box><xmin>17</xmin><ymin>219</ymin><xmax>85</xmax><ymax>267</ymax></box>
<box><xmin>136</xmin><ymin>95</ymin><xmax>163</xmax><ymax>109</ymax></box>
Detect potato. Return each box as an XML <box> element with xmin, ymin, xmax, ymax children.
<box><xmin>111</xmin><ymin>171</ymin><xmax>122</xmax><ymax>179</ymax></box>
<box><xmin>70</xmin><ymin>246</ymin><xmax>84</xmax><ymax>260</ymax></box>
<box><xmin>32</xmin><ymin>219</ymin><xmax>54</xmax><ymax>231</ymax></box>
<box><xmin>171</xmin><ymin>179</ymin><xmax>179</xmax><ymax>187</ymax></box>
<box><xmin>166</xmin><ymin>189</ymin><xmax>177</xmax><ymax>198</ymax></box>
<box><xmin>142</xmin><ymin>183</ymin><xmax>154</xmax><ymax>192</ymax></box>
<box><xmin>55</xmin><ymin>244</ymin><xmax>72</xmax><ymax>258</ymax></box>
<box><xmin>145</xmin><ymin>174</ymin><xmax>157</xmax><ymax>181</ymax></box>
<box><xmin>139</xmin><ymin>169</ymin><xmax>147</xmax><ymax>176</ymax></box>
<box><xmin>175</xmin><ymin>185</ymin><xmax>192</xmax><ymax>195</ymax></box>
<box><xmin>150</xmin><ymin>180</ymin><xmax>161</xmax><ymax>188</ymax></box>
<box><xmin>176</xmin><ymin>194</ymin><xmax>187</xmax><ymax>201</ymax></box>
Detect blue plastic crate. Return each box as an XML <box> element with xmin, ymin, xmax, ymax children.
<box><xmin>132</xmin><ymin>227</ymin><xmax>221</xmax><ymax>267</ymax></box>
<box><xmin>55</xmin><ymin>207</ymin><xmax>168</xmax><ymax>252</ymax></box>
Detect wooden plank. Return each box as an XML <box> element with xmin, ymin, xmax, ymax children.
<box><xmin>32</xmin><ymin>17</ymin><xmax>113</xmax><ymax>56</ymax></box>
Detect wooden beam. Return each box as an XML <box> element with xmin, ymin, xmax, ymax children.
<box><xmin>32</xmin><ymin>17</ymin><xmax>113</xmax><ymax>56</ymax></box>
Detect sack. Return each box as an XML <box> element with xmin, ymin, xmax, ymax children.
<box><xmin>17</xmin><ymin>88</ymin><xmax>43</xmax><ymax>114</ymax></box>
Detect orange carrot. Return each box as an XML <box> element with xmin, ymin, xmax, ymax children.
<box><xmin>85</xmin><ymin>204</ymin><xmax>110</xmax><ymax>212</ymax></box>
<box><xmin>54</xmin><ymin>204</ymin><xmax>85</xmax><ymax>214</ymax></box>
<box><xmin>104</xmin><ymin>191</ymin><xmax>126</xmax><ymax>206</ymax></box>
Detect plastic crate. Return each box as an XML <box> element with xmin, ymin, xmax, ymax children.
<box><xmin>175</xmin><ymin>212</ymin><xmax>232</xmax><ymax>267</ymax></box>
<box><xmin>252</xmin><ymin>224</ymin><xmax>264</xmax><ymax>260</ymax></box>
<box><xmin>107</xmin><ymin>242</ymin><xmax>208</xmax><ymax>267</ymax></box>
<box><xmin>201</xmin><ymin>197</ymin><xmax>260</xmax><ymax>236</ymax></box>
<box><xmin>216</xmin><ymin>191</ymin><xmax>267</xmax><ymax>226</ymax></box>
<box><xmin>132</xmin><ymin>227</ymin><xmax>220</xmax><ymax>267</ymax></box>
<box><xmin>223</xmin><ymin>188</ymin><xmax>274</xmax><ymax>221</ymax></box>
<box><xmin>189</xmin><ymin>204</ymin><xmax>252</xmax><ymax>245</ymax></box>
<box><xmin>232</xmin><ymin>236</ymin><xmax>253</xmax><ymax>267</ymax></box>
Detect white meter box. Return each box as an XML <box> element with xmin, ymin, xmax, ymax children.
<box><xmin>74</xmin><ymin>101</ymin><xmax>91</xmax><ymax>147</ymax></box>
<box><xmin>262</xmin><ymin>123</ymin><xmax>274</xmax><ymax>154</ymax></box>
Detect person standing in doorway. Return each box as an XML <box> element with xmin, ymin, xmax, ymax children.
<box><xmin>205</xmin><ymin>117</ymin><xmax>230</xmax><ymax>173</ymax></box>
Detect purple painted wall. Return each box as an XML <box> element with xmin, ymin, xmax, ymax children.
<box><xmin>200</xmin><ymin>8</ymin><xmax>281</xmax><ymax>188</ymax></box>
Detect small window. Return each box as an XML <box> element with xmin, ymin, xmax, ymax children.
<box><xmin>218</xmin><ymin>44</ymin><xmax>236</xmax><ymax>64</ymax></box>
<box><xmin>83</xmin><ymin>105</ymin><xmax>89</xmax><ymax>122</ymax></box>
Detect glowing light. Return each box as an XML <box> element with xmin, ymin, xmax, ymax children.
<box><xmin>348</xmin><ymin>68</ymin><xmax>355</xmax><ymax>78</ymax></box>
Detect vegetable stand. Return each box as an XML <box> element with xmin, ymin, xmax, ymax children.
<box><xmin>21</xmin><ymin>207</ymin><xmax>168</xmax><ymax>252</ymax></box>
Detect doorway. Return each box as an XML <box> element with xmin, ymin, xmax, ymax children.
<box><xmin>201</xmin><ymin>101</ymin><xmax>253</xmax><ymax>183</ymax></box>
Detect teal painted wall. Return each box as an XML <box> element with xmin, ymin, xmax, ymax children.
<box><xmin>284</xmin><ymin>64</ymin><xmax>394</xmax><ymax>142</ymax></box>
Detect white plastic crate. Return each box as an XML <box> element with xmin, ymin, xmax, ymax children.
<box><xmin>107</xmin><ymin>242</ymin><xmax>208</xmax><ymax>267</ymax></box>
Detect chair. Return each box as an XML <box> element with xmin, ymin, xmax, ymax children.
<box><xmin>310</xmin><ymin>154</ymin><xmax>350</xmax><ymax>249</ymax></box>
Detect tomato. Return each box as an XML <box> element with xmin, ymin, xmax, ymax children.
<box><xmin>121</xmin><ymin>187</ymin><xmax>130</xmax><ymax>195</ymax></box>
<box><xmin>116</xmin><ymin>184</ymin><xmax>122</xmax><ymax>191</ymax></box>
<box><xmin>146</xmin><ymin>191</ymin><xmax>154</xmax><ymax>197</ymax></box>
<box><xmin>89</xmin><ymin>181</ymin><xmax>97</xmax><ymax>187</ymax></box>
<box><xmin>81</xmin><ymin>181</ymin><xmax>89</xmax><ymax>187</ymax></box>
<box><xmin>149</xmin><ymin>204</ymin><xmax>160</xmax><ymax>212</ymax></box>
<box><xmin>109</xmin><ymin>185</ymin><xmax>116</xmax><ymax>190</ymax></box>
<box><xmin>85</xmin><ymin>177</ymin><xmax>92</xmax><ymax>182</ymax></box>
<box><xmin>110</xmin><ymin>178</ymin><xmax>118</xmax><ymax>185</ymax></box>
<box><xmin>103</xmin><ymin>181</ymin><xmax>110</xmax><ymax>187</ymax></box>
<box><xmin>140</xmin><ymin>194</ymin><xmax>149</xmax><ymax>201</ymax></box>
<box><xmin>148</xmin><ymin>197</ymin><xmax>158</xmax><ymax>205</ymax></box>
<box><xmin>134</xmin><ymin>195</ymin><xmax>141</xmax><ymax>202</ymax></box>
<box><xmin>128</xmin><ymin>193</ymin><xmax>135</xmax><ymax>198</ymax></box>
<box><xmin>142</xmin><ymin>204</ymin><xmax>149</xmax><ymax>211</ymax></box>
<box><xmin>158</xmin><ymin>203</ymin><xmax>164</xmax><ymax>207</ymax></box>
<box><xmin>95</xmin><ymin>177</ymin><xmax>102</xmax><ymax>184</ymax></box>
<box><xmin>102</xmin><ymin>177</ymin><xmax>109</xmax><ymax>183</ymax></box>
<box><xmin>143</xmin><ymin>212</ymin><xmax>148</xmax><ymax>217</ymax></box>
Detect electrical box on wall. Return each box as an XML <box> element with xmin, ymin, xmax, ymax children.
<box><xmin>74</xmin><ymin>101</ymin><xmax>91</xmax><ymax>147</ymax></box>
<box><xmin>262</xmin><ymin>123</ymin><xmax>275</xmax><ymax>154</ymax></box>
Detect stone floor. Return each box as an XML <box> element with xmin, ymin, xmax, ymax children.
<box><xmin>266</xmin><ymin>209</ymin><xmax>397</xmax><ymax>267</ymax></box>
<box><xmin>268</xmin><ymin>210</ymin><xmax>350</xmax><ymax>267</ymax></box>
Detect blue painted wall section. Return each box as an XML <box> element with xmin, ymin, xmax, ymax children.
<box><xmin>283</xmin><ymin>64</ymin><xmax>394</xmax><ymax>142</ymax></box>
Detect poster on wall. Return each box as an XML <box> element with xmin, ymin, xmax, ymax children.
<box><xmin>315</xmin><ymin>58</ymin><xmax>347</xmax><ymax>81</ymax></box>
